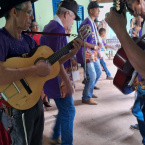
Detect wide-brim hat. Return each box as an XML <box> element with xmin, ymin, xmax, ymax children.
<box><xmin>88</xmin><ymin>1</ymin><xmax>104</xmax><ymax>11</ymax></box>
<box><xmin>0</xmin><ymin>0</ymin><xmax>37</xmax><ymax>18</ymax></box>
<box><xmin>59</xmin><ymin>0</ymin><xmax>81</xmax><ymax>21</ymax></box>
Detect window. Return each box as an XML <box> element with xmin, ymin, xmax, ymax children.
<box><xmin>77</xmin><ymin>5</ymin><xmax>84</xmax><ymax>32</ymax></box>
<box><xmin>52</xmin><ymin>0</ymin><xmax>61</xmax><ymax>16</ymax></box>
<box><xmin>32</xmin><ymin>3</ymin><xmax>36</xmax><ymax>21</ymax></box>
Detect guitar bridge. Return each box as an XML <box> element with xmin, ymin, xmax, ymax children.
<box><xmin>0</xmin><ymin>79</ymin><xmax>32</xmax><ymax>102</ymax></box>
<box><xmin>1</xmin><ymin>82</ymin><xmax>21</xmax><ymax>101</ymax></box>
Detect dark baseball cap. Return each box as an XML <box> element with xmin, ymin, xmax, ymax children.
<box><xmin>58</xmin><ymin>0</ymin><xmax>81</xmax><ymax>21</ymax></box>
<box><xmin>88</xmin><ymin>1</ymin><xmax>104</xmax><ymax>11</ymax></box>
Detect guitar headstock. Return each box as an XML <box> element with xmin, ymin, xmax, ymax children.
<box><xmin>113</xmin><ymin>0</ymin><xmax>126</xmax><ymax>13</ymax></box>
<box><xmin>78</xmin><ymin>25</ymin><xmax>92</xmax><ymax>40</ymax></box>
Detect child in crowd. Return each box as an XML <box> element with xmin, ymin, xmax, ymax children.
<box><xmin>98</xmin><ymin>28</ymin><xmax>117</xmax><ymax>80</ymax></box>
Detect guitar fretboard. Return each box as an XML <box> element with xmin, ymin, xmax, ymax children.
<box><xmin>47</xmin><ymin>37</ymin><xmax>78</xmax><ymax>65</ymax></box>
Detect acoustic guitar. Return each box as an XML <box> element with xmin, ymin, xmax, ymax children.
<box><xmin>113</xmin><ymin>35</ymin><xmax>145</xmax><ymax>94</ymax></box>
<box><xmin>0</xmin><ymin>25</ymin><xmax>91</xmax><ymax>110</ymax></box>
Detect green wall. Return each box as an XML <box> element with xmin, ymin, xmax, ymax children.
<box><xmin>34</xmin><ymin>0</ymin><xmax>53</xmax><ymax>32</ymax></box>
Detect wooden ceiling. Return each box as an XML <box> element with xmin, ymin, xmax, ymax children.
<box><xmin>91</xmin><ymin>0</ymin><xmax>113</xmax><ymax>3</ymax></box>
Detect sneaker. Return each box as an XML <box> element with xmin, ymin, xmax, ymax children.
<box><xmin>106</xmin><ymin>76</ymin><xmax>113</xmax><ymax>80</ymax></box>
<box><xmin>130</xmin><ymin>124</ymin><xmax>139</xmax><ymax>131</ymax></box>
<box><xmin>82</xmin><ymin>98</ymin><xmax>98</xmax><ymax>105</ymax></box>
<box><xmin>49</xmin><ymin>138</ymin><xmax>61</xmax><ymax>144</ymax></box>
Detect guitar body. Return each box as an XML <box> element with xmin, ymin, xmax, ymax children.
<box><xmin>113</xmin><ymin>49</ymin><xmax>134</xmax><ymax>94</ymax></box>
<box><xmin>113</xmin><ymin>37</ymin><xmax>145</xmax><ymax>94</ymax></box>
<box><xmin>0</xmin><ymin>46</ymin><xmax>60</xmax><ymax>110</ymax></box>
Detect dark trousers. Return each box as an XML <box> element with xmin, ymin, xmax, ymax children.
<box><xmin>2</xmin><ymin>98</ymin><xmax>44</xmax><ymax>145</ymax></box>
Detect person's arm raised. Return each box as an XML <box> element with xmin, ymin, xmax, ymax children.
<box><xmin>105</xmin><ymin>7</ymin><xmax>145</xmax><ymax>78</ymax></box>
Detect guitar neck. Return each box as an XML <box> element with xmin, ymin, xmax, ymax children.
<box><xmin>113</xmin><ymin>0</ymin><xmax>126</xmax><ymax>15</ymax></box>
<box><xmin>48</xmin><ymin>36</ymin><xmax>79</xmax><ymax>65</ymax></box>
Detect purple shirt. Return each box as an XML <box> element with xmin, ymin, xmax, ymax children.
<box><xmin>39</xmin><ymin>20</ymin><xmax>70</xmax><ymax>99</ymax></box>
<box><xmin>76</xmin><ymin>18</ymin><xmax>97</xmax><ymax>64</ymax></box>
<box><xmin>0</xmin><ymin>27</ymin><xmax>36</xmax><ymax>61</ymax></box>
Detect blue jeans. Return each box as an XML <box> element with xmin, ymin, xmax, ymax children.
<box><xmin>100</xmin><ymin>58</ymin><xmax>111</xmax><ymax>77</ymax></box>
<box><xmin>82</xmin><ymin>60</ymin><xmax>102</xmax><ymax>100</ymax></box>
<box><xmin>132</xmin><ymin>85</ymin><xmax>145</xmax><ymax>145</ymax></box>
<box><xmin>53</xmin><ymin>96</ymin><xmax>75</xmax><ymax>145</ymax></box>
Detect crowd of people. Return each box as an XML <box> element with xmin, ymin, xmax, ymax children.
<box><xmin>0</xmin><ymin>0</ymin><xmax>145</xmax><ymax>145</ymax></box>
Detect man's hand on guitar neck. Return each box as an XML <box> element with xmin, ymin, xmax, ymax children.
<box><xmin>59</xmin><ymin>38</ymin><xmax>82</xmax><ymax>65</ymax></box>
<box><xmin>71</xmin><ymin>38</ymin><xmax>82</xmax><ymax>56</ymax></box>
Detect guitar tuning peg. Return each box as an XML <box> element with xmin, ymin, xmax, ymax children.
<box><xmin>116</xmin><ymin>1</ymin><xmax>120</xmax><ymax>4</ymax></box>
<box><xmin>117</xmin><ymin>4</ymin><xmax>120</xmax><ymax>8</ymax></box>
<box><xmin>116</xmin><ymin>7</ymin><xmax>120</xmax><ymax>11</ymax></box>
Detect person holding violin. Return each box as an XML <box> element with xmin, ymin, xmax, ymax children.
<box><xmin>105</xmin><ymin>1</ymin><xmax>145</xmax><ymax>144</ymax></box>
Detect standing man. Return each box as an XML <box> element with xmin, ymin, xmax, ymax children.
<box><xmin>106</xmin><ymin>1</ymin><xmax>145</xmax><ymax>144</ymax></box>
<box><xmin>39</xmin><ymin>0</ymin><xmax>82</xmax><ymax>144</ymax></box>
<box><xmin>0</xmin><ymin>0</ymin><xmax>51</xmax><ymax>145</ymax></box>
<box><xmin>77</xmin><ymin>1</ymin><xmax>103</xmax><ymax>105</ymax></box>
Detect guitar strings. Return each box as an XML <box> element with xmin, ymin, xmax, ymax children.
<box><xmin>48</xmin><ymin>41</ymin><xmax>74</xmax><ymax>65</ymax></box>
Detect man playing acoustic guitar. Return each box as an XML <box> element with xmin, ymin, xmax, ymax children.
<box><xmin>0</xmin><ymin>0</ymin><xmax>82</xmax><ymax>145</ymax></box>
<box><xmin>106</xmin><ymin>0</ymin><xmax>145</xmax><ymax>144</ymax></box>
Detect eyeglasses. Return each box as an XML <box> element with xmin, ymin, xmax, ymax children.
<box><xmin>15</xmin><ymin>8</ymin><xmax>33</xmax><ymax>17</ymax></box>
<box><xmin>31</xmin><ymin>25</ymin><xmax>39</xmax><ymax>28</ymax></box>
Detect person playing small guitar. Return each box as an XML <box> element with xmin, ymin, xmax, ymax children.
<box><xmin>106</xmin><ymin>0</ymin><xmax>145</xmax><ymax>144</ymax></box>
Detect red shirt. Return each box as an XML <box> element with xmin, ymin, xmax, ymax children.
<box><xmin>30</xmin><ymin>34</ymin><xmax>41</xmax><ymax>45</ymax></box>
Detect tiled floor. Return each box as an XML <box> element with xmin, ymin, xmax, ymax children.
<box><xmin>43</xmin><ymin>59</ymin><xmax>142</xmax><ymax>145</ymax></box>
